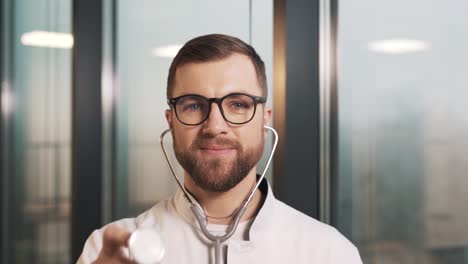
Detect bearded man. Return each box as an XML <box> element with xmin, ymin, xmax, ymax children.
<box><xmin>77</xmin><ymin>34</ymin><xmax>362</xmax><ymax>264</ymax></box>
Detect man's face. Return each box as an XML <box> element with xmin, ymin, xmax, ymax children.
<box><xmin>165</xmin><ymin>53</ymin><xmax>271</xmax><ymax>192</ymax></box>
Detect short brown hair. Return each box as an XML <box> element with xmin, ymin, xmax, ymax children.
<box><xmin>167</xmin><ymin>34</ymin><xmax>267</xmax><ymax>99</ymax></box>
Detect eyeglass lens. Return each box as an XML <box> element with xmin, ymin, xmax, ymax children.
<box><xmin>174</xmin><ymin>94</ymin><xmax>256</xmax><ymax>125</ymax></box>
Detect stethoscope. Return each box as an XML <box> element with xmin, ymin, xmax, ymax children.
<box><xmin>155</xmin><ymin>125</ymin><xmax>278</xmax><ymax>264</ymax></box>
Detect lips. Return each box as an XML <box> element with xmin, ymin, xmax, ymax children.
<box><xmin>200</xmin><ymin>145</ymin><xmax>234</xmax><ymax>151</ymax></box>
<box><xmin>199</xmin><ymin>145</ymin><xmax>233</xmax><ymax>153</ymax></box>
<box><xmin>193</xmin><ymin>137</ymin><xmax>240</xmax><ymax>157</ymax></box>
<box><xmin>197</xmin><ymin>144</ymin><xmax>236</xmax><ymax>156</ymax></box>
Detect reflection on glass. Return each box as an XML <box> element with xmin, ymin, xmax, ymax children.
<box><xmin>151</xmin><ymin>44</ymin><xmax>183</xmax><ymax>58</ymax></box>
<box><xmin>2</xmin><ymin>0</ymin><xmax>72</xmax><ymax>262</ymax></box>
<box><xmin>368</xmin><ymin>39</ymin><xmax>430</xmax><ymax>54</ymax></box>
<box><xmin>20</xmin><ymin>31</ymin><xmax>73</xmax><ymax>49</ymax></box>
<box><xmin>335</xmin><ymin>1</ymin><xmax>468</xmax><ymax>263</ymax></box>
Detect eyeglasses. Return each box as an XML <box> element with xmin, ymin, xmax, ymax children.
<box><xmin>168</xmin><ymin>93</ymin><xmax>267</xmax><ymax>126</ymax></box>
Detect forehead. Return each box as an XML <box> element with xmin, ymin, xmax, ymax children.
<box><xmin>172</xmin><ymin>53</ymin><xmax>262</xmax><ymax>98</ymax></box>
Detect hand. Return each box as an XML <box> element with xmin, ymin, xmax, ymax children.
<box><xmin>92</xmin><ymin>224</ymin><xmax>136</xmax><ymax>264</ymax></box>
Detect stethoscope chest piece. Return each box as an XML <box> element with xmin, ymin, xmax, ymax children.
<box><xmin>129</xmin><ymin>228</ymin><xmax>166</xmax><ymax>264</ymax></box>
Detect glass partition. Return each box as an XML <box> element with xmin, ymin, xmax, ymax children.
<box><xmin>1</xmin><ymin>0</ymin><xmax>72</xmax><ymax>262</ymax></box>
<box><xmin>334</xmin><ymin>0</ymin><xmax>468</xmax><ymax>263</ymax></box>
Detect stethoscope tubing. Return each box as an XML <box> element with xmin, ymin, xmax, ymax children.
<box><xmin>160</xmin><ymin>126</ymin><xmax>278</xmax><ymax>264</ymax></box>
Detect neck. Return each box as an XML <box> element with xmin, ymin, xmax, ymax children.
<box><xmin>184</xmin><ymin>168</ymin><xmax>264</xmax><ymax>225</ymax></box>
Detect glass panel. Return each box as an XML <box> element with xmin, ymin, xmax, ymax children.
<box><xmin>114</xmin><ymin>0</ymin><xmax>273</xmax><ymax>219</ymax></box>
<box><xmin>1</xmin><ymin>0</ymin><xmax>72</xmax><ymax>263</ymax></box>
<box><xmin>335</xmin><ymin>1</ymin><xmax>468</xmax><ymax>263</ymax></box>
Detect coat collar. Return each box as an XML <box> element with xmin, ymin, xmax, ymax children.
<box><xmin>172</xmin><ymin>177</ymin><xmax>276</xmax><ymax>241</ymax></box>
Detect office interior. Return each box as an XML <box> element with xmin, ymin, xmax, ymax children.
<box><xmin>1</xmin><ymin>0</ymin><xmax>467</xmax><ymax>263</ymax></box>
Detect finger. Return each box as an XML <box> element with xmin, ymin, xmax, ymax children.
<box><xmin>94</xmin><ymin>250</ymin><xmax>137</xmax><ymax>264</ymax></box>
<box><xmin>117</xmin><ymin>251</ymin><xmax>138</xmax><ymax>264</ymax></box>
<box><xmin>102</xmin><ymin>224</ymin><xmax>132</xmax><ymax>257</ymax></box>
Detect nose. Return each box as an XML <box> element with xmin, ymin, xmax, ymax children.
<box><xmin>201</xmin><ymin>102</ymin><xmax>229</xmax><ymax>136</ymax></box>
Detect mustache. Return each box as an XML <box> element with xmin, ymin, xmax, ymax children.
<box><xmin>192</xmin><ymin>137</ymin><xmax>241</xmax><ymax>149</ymax></box>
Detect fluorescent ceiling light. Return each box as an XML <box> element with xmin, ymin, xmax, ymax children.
<box><xmin>21</xmin><ymin>31</ymin><xmax>73</xmax><ymax>49</ymax></box>
<box><xmin>368</xmin><ymin>39</ymin><xmax>430</xmax><ymax>54</ymax></box>
<box><xmin>151</xmin><ymin>44</ymin><xmax>183</xmax><ymax>58</ymax></box>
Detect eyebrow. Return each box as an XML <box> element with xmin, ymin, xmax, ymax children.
<box><xmin>171</xmin><ymin>89</ymin><xmax>262</xmax><ymax>98</ymax></box>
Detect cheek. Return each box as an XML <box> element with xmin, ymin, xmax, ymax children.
<box><xmin>239</xmin><ymin>121</ymin><xmax>264</xmax><ymax>146</ymax></box>
<box><xmin>173</xmin><ymin>125</ymin><xmax>197</xmax><ymax>149</ymax></box>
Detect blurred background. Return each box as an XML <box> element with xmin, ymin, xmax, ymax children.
<box><xmin>1</xmin><ymin>0</ymin><xmax>467</xmax><ymax>263</ymax></box>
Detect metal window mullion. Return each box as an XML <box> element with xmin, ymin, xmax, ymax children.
<box><xmin>101</xmin><ymin>0</ymin><xmax>117</xmax><ymax>226</ymax></box>
<box><xmin>71</xmin><ymin>0</ymin><xmax>103</xmax><ymax>261</ymax></box>
<box><xmin>319</xmin><ymin>0</ymin><xmax>338</xmax><ymax>225</ymax></box>
<box><xmin>1</xmin><ymin>0</ymin><xmax>14</xmax><ymax>262</ymax></box>
<box><xmin>279</xmin><ymin>0</ymin><xmax>321</xmax><ymax>218</ymax></box>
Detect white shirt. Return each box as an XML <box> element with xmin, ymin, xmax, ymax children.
<box><xmin>77</xmin><ymin>179</ymin><xmax>362</xmax><ymax>264</ymax></box>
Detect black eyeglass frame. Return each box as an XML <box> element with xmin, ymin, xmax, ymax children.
<box><xmin>168</xmin><ymin>92</ymin><xmax>267</xmax><ymax>126</ymax></box>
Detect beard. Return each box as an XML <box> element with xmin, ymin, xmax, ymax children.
<box><xmin>174</xmin><ymin>134</ymin><xmax>264</xmax><ymax>192</ymax></box>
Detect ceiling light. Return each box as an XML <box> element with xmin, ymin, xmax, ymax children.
<box><xmin>151</xmin><ymin>44</ymin><xmax>183</xmax><ymax>58</ymax></box>
<box><xmin>21</xmin><ymin>31</ymin><xmax>73</xmax><ymax>49</ymax></box>
<box><xmin>368</xmin><ymin>39</ymin><xmax>430</xmax><ymax>54</ymax></box>
<box><xmin>2</xmin><ymin>81</ymin><xmax>14</xmax><ymax>116</ymax></box>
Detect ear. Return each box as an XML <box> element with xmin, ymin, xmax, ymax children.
<box><xmin>263</xmin><ymin>107</ymin><xmax>272</xmax><ymax>126</ymax></box>
<box><xmin>165</xmin><ymin>109</ymin><xmax>174</xmax><ymax>129</ymax></box>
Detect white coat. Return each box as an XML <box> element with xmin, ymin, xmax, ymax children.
<box><xmin>77</xmin><ymin>179</ymin><xmax>362</xmax><ymax>264</ymax></box>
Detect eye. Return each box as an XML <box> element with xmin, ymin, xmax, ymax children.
<box><xmin>229</xmin><ymin>101</ymin><xmax>249</xmax><ymax>109</ymax></box>
<box><xmin>183</xmin><ymin>103</ymin><xmax>202</xmax><ymax>112</ymax></box>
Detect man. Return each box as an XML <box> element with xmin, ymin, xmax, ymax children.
<box><xmin>77</xmin><ymin>34</ymin><xmax>362</xmax><ymax>263</ymax></box>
